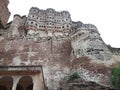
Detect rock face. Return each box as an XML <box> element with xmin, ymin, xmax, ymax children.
<box><xmin>59</xmin><ymin>77</ymin><xmax>115</xmax><ymax>90</ymax></box>
<box><xmin>0</xmin><ymin>7</ymin><xmax>120</xmax><ymax>90</ymax></box>
<box><xmin>0</xmin><ymin>0</ymin><xmax>10</xmax><ymax>28</ymax></box>
<box><xmin>70</xmin><ymin>22</ymin><xmax>112</xmax><ymax>61</ymax></box>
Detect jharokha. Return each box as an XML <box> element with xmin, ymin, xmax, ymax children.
<box><xmin>0</xmin><ymin>0</ymin><xmax>120</xmax><ymax>90</ymax></box>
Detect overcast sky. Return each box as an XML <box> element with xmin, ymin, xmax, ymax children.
<box><xmin>8</xmin><ymin>0</ymin><xmax>120</xmax><ymax>47</ymax></box>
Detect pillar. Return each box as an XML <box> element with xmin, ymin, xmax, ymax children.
<box><xmin>12</xmin><ymin>76</ymin><xmax>21</xmax><ymax>90</ymax></box>
<box><xmin>32</xmin><ymin>73</ymin><xmax>42</xmax><ymax>90</ymax></box>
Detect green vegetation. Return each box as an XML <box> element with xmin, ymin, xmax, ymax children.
<box><xmin>68</xmin><ymin>72</ymin><xmax>80</xmax><ymax>81</ymax></box>
<box><xmin>111</xmin><ymin>66</ymin><xmax>120</xmax><ymax>90</ymax></box>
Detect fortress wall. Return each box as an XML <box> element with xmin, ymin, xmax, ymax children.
<box><xmin>0</xmin><ymin>36</ymin><xmax>71</xmax><ymax>89</ymax></box>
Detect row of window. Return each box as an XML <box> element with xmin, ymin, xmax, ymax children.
<box><xmin>27</xmin><ymin>21</ymin><xmax>70</xmax><ymax>29</ymax></box>
<box><xmin>29</xmin><ymin>15</ymin><xmax>70</xmax><ymax>22</ymax></box>
<box><xmin>29</xmin><ymin>21</ymin><xmax>70</xmax><ymax>26</ymax></box>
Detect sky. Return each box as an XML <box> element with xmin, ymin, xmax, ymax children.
<box><xmin>8</xmin><ymin>0</ymin><xmax>120</xmax><ymax>47</ymax></box>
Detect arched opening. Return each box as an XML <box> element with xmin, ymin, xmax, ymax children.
<box><xmin>26</xmin><ymin>84</ymin><xmax>33</xmax><ymax>90</ymax></box>
<box><xmin>16</xmin><ymin>85</ymin><xmax>23</xmax><ymax>90</ymax></box>
<box><xmin>17</xmin><ymin>76</ymin><xmax>33</xmax><ymax>90</ymax></box>
<box><xmin>0</xmin><ymin>76</ymin><xmax>13</xmax><ymax>90</ymax></box>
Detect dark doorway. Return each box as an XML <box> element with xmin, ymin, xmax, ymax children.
<box><xmin>0</xmin><ymin>76</ymin><xmax>13</xmax><ymax>90</ymax></box>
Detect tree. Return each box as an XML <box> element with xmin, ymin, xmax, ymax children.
<box><xmin>111</xmin><ymin>66</ymin><xmax>120</xmax><ymax>90</ymax></box>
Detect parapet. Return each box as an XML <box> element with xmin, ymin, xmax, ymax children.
<box><xmin>84</xmin><ymin>24</ymin><xmax>97</xmax><ymax>30</ymax></box>
<box><xmin>70</xmin><ymin>21</ymin><xmax>98</xmax><ymax>36</ymax></box>
<box><xmin>29</xmin><ymin>7</ymin><xmax>70</xmax><ymax>17</ymax></box>
<box><xmin>107</xmin><ymin>45</ymin><xmax>120</xmax><ymax>55</ymax></box>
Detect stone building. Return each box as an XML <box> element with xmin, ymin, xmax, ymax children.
<box><xmin>25</xmin><ymin>7</ymin><xmax>72</xmax><ymax>37</ymax></box>
<box><xmin>1</xmin><ymin>5</ymin><xmax>120</xmax><ymax>90</ymax></box>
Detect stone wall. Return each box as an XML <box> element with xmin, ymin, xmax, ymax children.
<box><xmin>7</xmin><ymin>14</ymin><xmax>27</xmax><ymax>37</ymax></box>
<box><xmin>0</xmin><ymin>35</ymin><xmax>72</xmax><ymax>90</ymax></box>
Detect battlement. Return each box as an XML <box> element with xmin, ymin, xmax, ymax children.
<box><xmin>29</xmin><ymin>7</ymin><xmax>70</xmax><ymax>17</ymax></box>
<box><xmin>107</xmin><ymin>45</ymin><xmax>120</xmax><ymax>55</ymax></box>
<box><xmin>70</xmin><ymin>21</ymin><xmax>98</xmax><ymax>39</ymax></box>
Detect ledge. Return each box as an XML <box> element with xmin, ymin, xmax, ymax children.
<box><xmin>0</xmin><ymin>65</ymin><xmax>42</xmax><ymax>75</ymax></box>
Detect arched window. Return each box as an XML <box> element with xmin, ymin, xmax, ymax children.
<box><xmin>16</xmin><ymin>85</ymin><xmax>23</xmax><ymax>90</ymax></box>
<box><xmin>31</xmin><ymin>21</ymin><xmax>33</xmax><ymax>24</ymax></box>
<box><xmin>17</xmin><ymin>76</ymin><xmax>33</xmax><ymax>90</ymax></box>
<box><xmin>0</xmin><ymin>76</ymin><xmax>13</xmax><ymax>90</ymax></box>
<box><xmin>26</xmin><ymin>84</ymin><xmax>33</xmax><ymax>90</ymax></box>
<box><xmin>67</xmin><ymin>25</ymin><xmax>69</xmax><ymax>28</ymax></box>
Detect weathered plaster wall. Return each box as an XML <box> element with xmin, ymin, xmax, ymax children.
<box><xmin>0</xmin><ymin>36</ymin><xmax>71</xmax><ymax>89</ymax></box>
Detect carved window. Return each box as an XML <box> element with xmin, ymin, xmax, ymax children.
<box><xmin>78</xmin><ymin>33</ymin><xmax>81</xmax><ymax>36</ymax></box>
<box><xmin>31</xmin><ymin>22</ymin><xmax>33</xmax><ymax>24</ymax></box>
<box><xmin>67</xmin><ymin>25</ymin><xmax>69</xmax><ymax>28</ymax></box>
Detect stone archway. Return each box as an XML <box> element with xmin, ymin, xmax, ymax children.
<box><xmin>17</xmin><ymin>76</ymin><xmax>33</xmax><ymax>90</ymax></box>
<box><xmin>0</xmin><ymin>66</ymin><xmax>45</xmax><ymax>90</ymax></box>
<box><xmin>0</xmin><ymin>76</ymin><xmax>13</xmax><ymax>90</ymax></box>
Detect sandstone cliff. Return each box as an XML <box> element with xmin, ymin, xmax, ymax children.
<box><xmin>59</xmin><ymin>77</ymin><xmax>115</xmax><ymax>90</ymax></box>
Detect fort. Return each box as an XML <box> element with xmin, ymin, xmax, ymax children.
<box><xmin>0</xmin><ymin>0</ymin><xmax>120</xmax><ymax>90</ymax></box>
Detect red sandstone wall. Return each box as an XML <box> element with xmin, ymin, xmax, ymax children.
<box><xmin>0</xmin><ymin>37</ymin><xmax>71</xmax><ymax>66</ymax></box>
<box><xmin>0</xmin><ymin>37</ymin><xmax>72</xmax><ymax>89</ymax></box>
